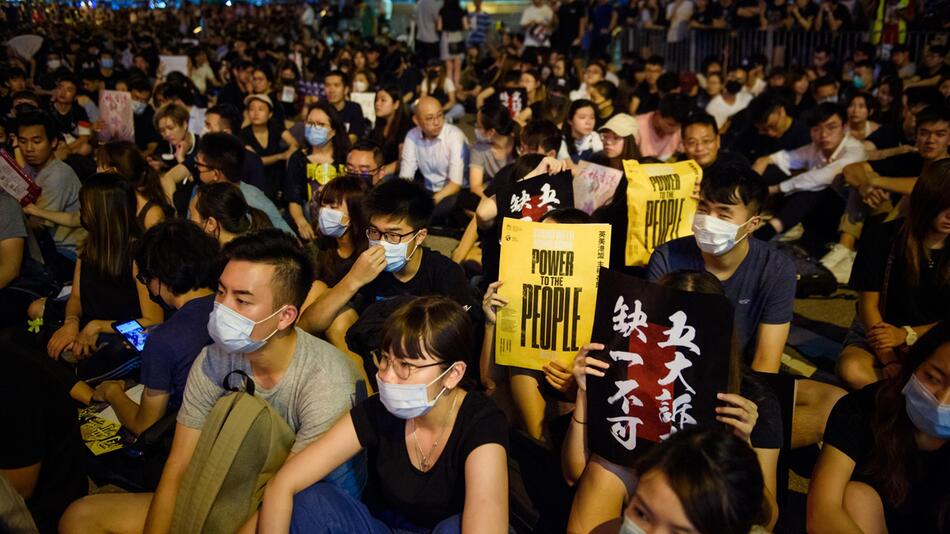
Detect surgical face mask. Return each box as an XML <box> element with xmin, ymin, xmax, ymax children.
<box><xmin>48</xmin><ymin>59</ymin><xmax>62</xmax><ymax>71</ymax></box>
<box><xmin>474</xmin><ymin>127</ymin><xmax>491</xmax><ymax>144</ymax></box>
<box><xmin>853</xmin><ymin>76</ymin><xmax>865</xmax><ymax>90</ymax></box>
<box><xmin>353</xmin><ymin>80</ymin><xmax>369</xmax><ymax>93</ymax></box>
<box><xmin>818</xmin><ymin>94</ymin><xmax>839</xmax><ymax>104</ymax></box>
<box><xmin>305</xmin><ymin>124</ymin><xmax>330</xmax><ymax>147</ymax></box>
<box><xmin>131</xmin><ymin>99</ymin><xmax>148</xmax><ymax>115</ymax></box>
<box><xmin>101</xmin><ymin>58</ymin><xmax>114</xmax><ymax>69</ymax></box>
<box><xmin>692</xmin><ymin>213</ymin><xmax>752</xmax><ymax>256</ymax></box>
<box><xmin>207</xmin><ymin>301</ymin><xmax>287</xmax><ymax>354</ymax></box>
<box><xmin>318</xmin><ymin>207</ymin><xmax>348</xmax><ymax>238</ymax></box>
<box><xmin>619</xmin><ymin>515</ymin><xmax>647</xmax><ymax>534</ymax></box>
<box><xmin>369</xmin><ymin>233</ymin><xmax>419</xmax><ymax>272</ymax></box>
<box><xmin>903</xmin><ymin>374</ymin><xmax>950</xmax><ymax>439</ymax></box>
<box><xmin>376</xmin><ymin>363</ymin><xmax>457</xmax><ymax>419</ymax></box>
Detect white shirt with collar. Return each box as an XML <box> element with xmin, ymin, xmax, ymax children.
<box><xmin>770</xmin><ymin>134</ymin><xmax>867</xmax><ymax>194</ymax></box>
<box><xmin>399</xmin><ymin>123</ymin><xmax>468</xmax><ymax>192</ymax></box>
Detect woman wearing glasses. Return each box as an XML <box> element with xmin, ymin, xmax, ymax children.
<box><xmin>260</xmin><ymin>296</ymin><xmax>509</xmax><ymax>534</ymax></box>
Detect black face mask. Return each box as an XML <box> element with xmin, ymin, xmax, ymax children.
<box><xmin>725</xmin><ymin>80</ymin><xmax>743</xmax><ymax>95</ymax></box>
<box><xmin>146</xmin><ymin>279</ymin><xmax>176</xmax><ymax>314</ymax></box>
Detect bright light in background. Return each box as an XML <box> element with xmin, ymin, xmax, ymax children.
<box><xmin>225</xmin><ymin>0</ymin><xmax>232</xmax><ymax>5</ymax></box>
<box><xmin>193</xmin><ymin>26</ymin><xmax>202</xmax><ymax>34</ymax></box>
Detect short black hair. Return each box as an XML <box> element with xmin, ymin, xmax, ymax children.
<box><xmin>81</xmin><ymin>68</ymin><xmax>102</xmax><ymax>82</ymax></box>
<box><xmin>324</xmin><ymin>69</ymin><xmax>350</xmax><ymax>86</ymax></box>
<box><xmin>748</xmin><ymin>92</ymin><xmax>789</xmax><ymax>127</ymax></box>
<box><xmin>520</xmin><ymin>119</ymin><xmax>562</xmax><ymax>154</ymax></box>
<box><xmin>55</xmin><ymin>73</ymin><xmax>79</xmax><ymax>88</ymax></box>
<box><xmin>805</xmin><ymin>102</ymin><xmax>847</xmax><ymax>128</ymax></box>
<box><xmin>657</xmin><ymin>94</ymin><xmax>691</xmax><ymax>124</ymax></box>
<box><xmin>207</xmin><ymin>103</ymin><xmax>243</xmax><ymax>133</ymax></box>
<box><xmin>700</xmin><ymin>164</ymin><xmax>767</xmax><ymax>214</ymax></box>
<box><xmin>682</xmin><ymin>111</ymin><xmax>719</xmax><ymax>137</ymax></box>
<box><xmin>916</xmin><ymin>105</ymin><xmax>950</xmax><ymax>130</ymax></box>
<box><xmin>363</xmin><ymin>179</ymin><xmax>434</xmax><ymax>230</ymax></box>
<box><xmin>135</xmin><ymin>219</ymin><xmax>221</xmax><ymax>295</ymax></box>
<box><xmin>3</xmin><ymin>67</ymin><xmax>26</xmax><ymax>83</ymax></box>
<box><xmin>16</xmin><ymin>110</ymin><xmax>60</xmax><ymax>141</ymax></box>
<box><xmin>127</xmin><ymin>76</ymin><xmax>152</xmax><ymax>94</ymax></box>
<box><xmin>540</xmin><ymin>208</ymin><xmax>593</xmax><ymax>224</ymax></box>
<box><xmin>646</xmin><ymin>55</ymin><xmax>665</xmax><ymax>67</ymax></box>
<box><xmin>349</xmin><ymin>139</ymin><xmax>385</xmax><ymax>166</ymax></box>
<box><xmin>657</xmin><ymin>72</ymin><xmax>680</xmax><ymax>93</ymax></box>
<box><xmin>198</xmin><ymin>133</ymin><xmax>246</xmax><ymax>183</ymax></box>
<box><xmin>221</xmin><ymin>228</ymin><xmax>314</xmax><ymax>311</ymax></box>
<box><xmin>812</xmin><ymin>75</ymin><xmax>838</xmax><ymax>92</ymax></box>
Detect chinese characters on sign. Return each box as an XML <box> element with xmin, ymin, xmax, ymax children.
<box><xmin>588</xmin><ymin>268</ymin><xmax>733</xmax><ymax>466</ymax></box>
<box><xmin>499</xmin><ymin>170</ymin><xmax>574</xmax><ymax>223</ymax></box>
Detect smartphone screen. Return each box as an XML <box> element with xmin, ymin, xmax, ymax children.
<box><xmin>114</xmin><ymin>320</ymin><xmax>148</xmax><ymax>352</ymax></box>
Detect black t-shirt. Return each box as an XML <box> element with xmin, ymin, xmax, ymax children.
<box><xmin>865</xmin><ymin>124</ymin><xmax>902</xmax><ymax>150</ymax></box>
<box><xmin>691</xmin><ymin>2</ymin><xmax>724</xmax><ymax>25</ymax></box>
<box><xmin>869</xmin><ymin>150</ymin><xmax>924</xmax><ymax>179</ymax></box>
<box><xmin>0</xmin><ymin>354</ymin><xmax>86</xmax><ymax>533</ymax></box>
<box><xmin>849</xmin><ymin>218</ymin><xmax>950</xmax><ymax>327</ymax></box>
<box><xmin>734</xmin><ymin>0</ymin><xmax>761</xmax><ymax>28</ymax></box>
<box><xmin>764</xmin><ymin>0</ymin><xmax>788</xmax><ymax>25</ymax></box>
<box><xmin>218</xmin><ymin>80</ymin><xmax>247</xmax><ymax>111</ymax></box>
<box><xmin>351</xmin><ymin>391</ymin><xmax>509</xmax><ymax>528</ymax></box>
<box><xmin>824</xmin><ymin>383</ymin><xmax>950</xmax><ymax>532</ymax></box>
<box><xmin>788</xmin><ymin>1</ymin><xmax>818</xmax><ymax>31</ymax></box>
<box><xmin>358</xmin><ymin>247</ymin><xmax>477</xmax><ymax>310</ymax></box>
<box><xmin>133</xmin><ymin>105</ymin><xmax>162</xmax><ymax>152</ymax></box>
<box><xmin>633</xmin><ymin>83</ymin><xmax>661</xmax><ymax>114</ymax></box>
<box><xmin>704</xmin><ymin>149</ymin><xmax>752</xmax><ymax>175</ymax></box>
<box><xmin>48</xmin><ymin>101</ymin><xmax>89</xmax><ymax>138</ymax></box>
<box><xmin>552</xmin><ymin>0</ymin><xmax>587</xmax><ymax>50</ymax></box>
<box><xmin>337</xmin><ymin>100</ymin><xmax>367</xmax><ymax>139</ymax></box>
<box><xmin>729</xmin><ymin>118</ymin><xmax>811</xmax><ymax>162</ymax></box>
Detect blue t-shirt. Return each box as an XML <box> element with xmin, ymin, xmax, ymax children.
<box><xmin>139</xmin><ymin>294</ymin><xmax>214</xmax><ymax>409</ymax></box>
<box><xmin>646</xmin><ymin>236</ymin><xmax>796</xmax><ymax>363</ymax></box>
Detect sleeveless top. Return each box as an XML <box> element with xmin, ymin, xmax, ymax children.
<box><xmin>80</xmin><ymin>258</ymin><xmax>141</xmax><ymax>325</ymax></box>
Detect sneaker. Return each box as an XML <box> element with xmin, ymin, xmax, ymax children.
<box><xmin>829</xmin><ymin>249</ymin><xmax>857</xmax><ymax>285</ymax></box>
<box><xmin>777</xmin><ymin>223</ymin><xmax>804</xmax><ymax>242</ymax></box>
<box><xmin>820</xmin><ymin>243</ymin><xmax>852</xmax><ymax>271</ymax></box>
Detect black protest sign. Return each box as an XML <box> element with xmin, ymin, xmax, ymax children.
<box><xmin>496</xmin><ymin>88</ymin><xmax>529</xmax><ymax>119</ymax></box>
<box><xmin>586</xmin><ymin>267</ymin><xmax>734</xmax><ymax>467</ymax></box>
<box><xmin>498</xmin><ymin>170</ymin><xmax>574</xmax><ymax>222</ymax></box>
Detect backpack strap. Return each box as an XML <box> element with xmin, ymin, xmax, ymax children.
<box><xmin>222</xmin><ymin>369</ymin><xmax>256</xmax><ymax>396</ymax></box>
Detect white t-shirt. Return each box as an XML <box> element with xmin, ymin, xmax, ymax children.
<box><xmin>521</xmin><ymin>5</ymin><xmax>555</xmax><ymax>47</ymax></box>
<box><xmin>705</xmin><ymin>92</ymin><xmax>753</xmax><ymax>129</ymax></box>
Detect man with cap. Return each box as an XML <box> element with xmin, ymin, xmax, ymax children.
<box><xmin>239</xmin><ymin>93</ymin><xmax>299</xmax><ymax>203</ymax></box>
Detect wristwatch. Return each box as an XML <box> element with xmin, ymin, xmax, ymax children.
<box><xmin>903</xmin><ymin>326</ymin><xmax>918</xmax><ymax>347</ymax></box>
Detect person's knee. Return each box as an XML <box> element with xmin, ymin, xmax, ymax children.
<box><xmin>59</xmin><ymin>496</ymin><xmax>101</xmax><ymax>533</ymax></box>
<box><xmin>836</xmin><ymin>348</ymin><xmax>875</xmax><ymax>389</ymax></box>
<box><xmin>27</xmin><ymin>298</ymin><xmax>45</xmax><ymax>320</ymax></box>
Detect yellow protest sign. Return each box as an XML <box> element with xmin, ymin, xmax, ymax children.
<box><xmin>624</xmin><ymin>159</ymin><xmax>702</xmax><ymax>266</ymax></box>
<box><xmin>495</xmin><ymin>218</ymin><xmax>611</xmax><ymax>370</ymax></box>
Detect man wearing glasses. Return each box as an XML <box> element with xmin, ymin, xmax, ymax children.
<box><xmin>399</xmin><ymin>96</ymin><xmax>469</xmax><ymax>225</ymax></box>
<box><xmin>193</xmin><ymin>132</ymin><xmax>294</xmax><ymax>233</ymax></box>
<box><xmin>299</xmin><ymin>179</ymin><xmax>475</xmax><ymax>335</ymax></box>
<box><xmin>346</xmin><ymin>140</ymin><xmax>387</xmax><ymax>185</ymax></box>
<box><xmin>681</xmin><ymin>111</ymin><xmax>751</xmax><ymax>174</ymax></box>
<box><xmin>752</xmin><ymin>103</ymin><xmax>867</xmax><ymax>245</ymax></box>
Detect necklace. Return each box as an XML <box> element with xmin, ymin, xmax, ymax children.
<box><xmin>411</xmin><ymin>390</ymin><xmax>460</xmax><ymax>472</ymax></box>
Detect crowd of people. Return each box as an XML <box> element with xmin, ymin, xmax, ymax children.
<box><xmin>0</xmin><ymin>1</ymin><xmax>948</xmax><ymax>533</ymax></box>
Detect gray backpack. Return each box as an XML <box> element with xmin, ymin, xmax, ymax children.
<box><xmin>171</xmin><ymin>371</ymin><xmax>295</xmax><ymax>533</ymax></box>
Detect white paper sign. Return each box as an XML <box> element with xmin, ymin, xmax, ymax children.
<box><xmin>350</xmin><ymin>92</ymin><xmax>376</xmax><ymax>128</ymax></box>
<box><xmin>159</xmin><ymin>55</ymin><xmax>189</xmax><ymax>77</ymax></box>
<box><xmin>99</xmin><ymin>90</ymin><xmax>135</xmax><ymax>142</ymax></box>
<box><xmin>572</xmin><ymin>161</ymin><xmax>624</xmax><ymax>215</ymax></box>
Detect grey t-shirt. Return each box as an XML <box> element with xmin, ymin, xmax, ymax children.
<box><xmin>178</xmin><ymin>328</ymin><xmax>361</xmax><ymax>453</ymax></box>
<box><xmin>470</xmin><ymin>142</ymin><xmax>512</xmax><ymax>184</ymax></box>
<box><xmin>29</xmin><ymin>159</ymin><xmax>84</xmax><ymax>257</ymax></box>
<box><xmin>0</xmin><ymin>191</ymin><xmax>27</xmax><ymax>241</ymax></box>
<box><xmin>415</xmin><ymin>0</ymin><xmax>443</xmax><ymax>43</ymax></box>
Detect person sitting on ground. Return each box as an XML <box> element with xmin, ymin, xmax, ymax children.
<box><xmin>705</xmin><ymin>71</ymin><xmax>754</xmax><ymax>130</ymax></box>
<box><xmin>470</xmin><ymin>102</ymin><xmax>519</xmax><ymax>200</ymax></box>
<box><xmin>597</xmin><ymin>113</ymin><xmax>642</xmax><ymax>170</ymax></box>
<box><xmin>299</xmin><ymin>179</ymin><xmax>475</xmax><ymax>335</ymax></box>
<box><xmin>38</xmin><ymin>173</ymin><xmax>165</xmax><ymax>404</ymax></box>
<box><xmin>203</xmin><ymin>103</ymin><xmax>268</xmax><ymax>193</ymax></box>
<box><xmin>635</xmin><ymin>93</ymin><xmax>690</xmax><ymax>161</ymax></box>
<box><xmin>647</xmin><ymin>165</ymin><xmax>846</xmax><ymax>449</ymax></box>
<box><xmin>398</xmin><ymin>95</ymin><xmax>469</xmax><ymax>225</ymax></box>
<box><xmin>94</xmin><ymin>141</ymin><xmax>174</xmax><ymax>230</ymax></box>
<box><xmin>681</xmin><ymin>111</ymin><xmax>751</xmax><ymax>175</ymax></box>
<box><xmin>752</xmin><ymin>103</ymin><xmax>867</xmax><ymax>246</ymax></box>
<box><xmin>558</xmin><ymin>99</ymin><xmax>603</xmax><ymax>162</ymax></box>
<box><xmin>345</xmin><ymin>139</ymin><xmax>388</xmax><ymax>187</ymax></box>
<box><xmin>60</xmin><ymin>229</ymin><xmax>364</xmax><ymax>534</ymax></box>
<box><xmin>189</xmin><ymin>181</ymin><xmax>272</xmax><ymax>246</ymax></box>
<box><xmin>89</xmin><ymin>219</ymin><xmax>219</xmax><ymax>436</ymax></box>
<box><xmin>47</xmin><ymin>74</ymin><xmax>92</xmax><ymax>157</ymax></box>
<box><xmin>195</xmin><ymin>132</ymin><xmax>293</xmax><ymax>234</ymax></box>
<box><xmin>240</xmin><ymin>93</ymin><xmax>299</xmax><ymax>203</ymax></box>
<box><xmin>562</xmin><ymin>270</ymin><xmax>782</xmax><ymax>532</ymax></box>
<box><xmin>837</xmin><ymin>159</ymin><xmax>950</xmax><ymax>390</ymax></box>
<box><xmin>369</xmin><ymin>83</ymin><xmax>412</xmax><ymax>179</ymax></box>
<box><xmin>324</xmin><ymin>70</ymin><xmax>368</xmax><ymax>142</ymax></box>
<box><xmin>619</xmin><ymin>427</ymin><xmax>768</xmax><ymax>534</ymax></box>
<box><xmin>284</xmin><ymin>102</ymin><xmax>351</xmax><ymax>240</ymax></box>
<box><xmin>729</xmin><ymin>91</ymin><xmax>811</xmax><ymax>164</ymax></box>
<box><xmin>16</xmin><ymin>111</ymin><xmax>85</xmax><ymax>267</ymax></box>
<box><xmin>260</xmin><ymin>296</ymin><xmax>509</xmax><ymax>534</ymax></box>
<box><xmin>0</xmin><ymin>190</ymin><xmax>44</xmax><ymax>329</ymax></box>
<box><xmin>808</xmin><ymin>320</ymin><xmax>950</xmax><ymax>534</ymax></box>
<box><xmin>152</xmin><ymin>102</ymin><xmax>200</xmax><ymax>215</ymax></box>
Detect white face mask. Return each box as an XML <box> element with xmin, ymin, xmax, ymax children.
<box><xmin>376</xmin><ymin>363</ymin><xmax>457</xmax><ymax>419</ymax></box>
<box><xmin>318</xmin><ymin>207</ymin><xmax>348</xmax><ymax>238</ymax></box>
<box><xmin>369</xmin><ymin>233</ymin><xmax>419</xmax><ymax>272</ymax></box>
<box><xmin>353</xmin><ymin>80</ymin><xmax>369</xmax><ymax>93</ymax></box>
<box><xmin>691</xmin><ymin>213</ymin><xmax>752</xmax><ymax>256</ymax></box>
<box><xmin>207</xmin><ymin>301</ymin><xmax>287</xmax><ymax>354</ymax></box>
<box><xmin>619</xmin><ymin>515</ymin><xmax>647</xmax><ymax>534</ymax></box>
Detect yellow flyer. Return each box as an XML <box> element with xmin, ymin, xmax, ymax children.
<box><xmin>495</xmin><ymin>218</ymin><xmax>611</xmax><ymax>370</ymax></box>
<box><xmin>624</xmin><ymin>159</ymin><xmax>702</xmax><ymax>266</ymax></box>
